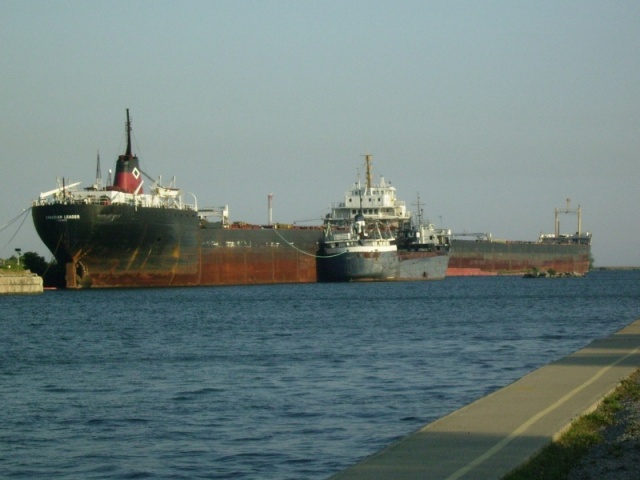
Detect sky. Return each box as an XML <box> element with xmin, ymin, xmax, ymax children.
<box><xmin>1</xmin><ymin>0</ymin><xmax>639</xmax><ymax>267</ymax></box>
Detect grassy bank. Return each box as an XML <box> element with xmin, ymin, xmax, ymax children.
<box><xmin>503</xmin><ymin>369</ymin><xmax>640</xmax><ymax>479</ymax></box>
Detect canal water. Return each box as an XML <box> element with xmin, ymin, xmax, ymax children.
<box><xmin>1</xmin><ymin>270</ymin><xmax>639</xmax><ymax>479</ymax></box>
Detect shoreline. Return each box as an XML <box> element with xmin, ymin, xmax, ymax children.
<box><xmin>332</xmin><ymin>319</ymin><xmax>640</xmax><ymax>479</ymax></box>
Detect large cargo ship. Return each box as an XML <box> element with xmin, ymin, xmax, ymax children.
<box><xmin>316</xmin><ymin>155</ymin><xmax>450</xmax><ymax>281</ymax></box>
<box><xmin>32</xmin><ymin>110</ymin><xmax>323</xmax><ymax>288</ymax></box>
<box><xmin>447</xmin><ymin>200</ymin><xmax>592</xmax><ymax>276</ymax></box>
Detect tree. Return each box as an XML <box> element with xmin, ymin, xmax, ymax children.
<box><xmin>21</xmin><ymin>252</ymin><xmax>48</xmax><ymax>276</ymax></box>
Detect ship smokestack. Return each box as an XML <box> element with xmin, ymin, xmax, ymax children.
<box><xmin>268</xmin><ymin>193</ymin><xmax>273</xmax><ymax>226</ymax></box>
<box><xmin>109</xmin><ymin>109</ymin><xmax>144</xmax><ymax>194</ymax></box>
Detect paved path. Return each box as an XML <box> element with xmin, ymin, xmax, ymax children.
<box><xmin>331</xmin><ymin>319</ymin><xmax>640</xmax><ymax>480</ymax></box>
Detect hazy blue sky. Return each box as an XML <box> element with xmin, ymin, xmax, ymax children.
<box><xmin>1</xmin><ymin>1</ymin><xmax>638</xmax><ymax>267</ymax></box>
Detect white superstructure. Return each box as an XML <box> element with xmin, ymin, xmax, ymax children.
<box><xmin>325</xmin><ymin>154</ymin><xmax>410</xmax><ymax>225</ymax></box>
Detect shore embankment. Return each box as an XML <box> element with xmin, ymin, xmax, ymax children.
<box><xmin>508</xmin><ymin>368</ymin><xmax>640</xmax><ymax>480</ymax></box>
<box><xmin>564</xmin><ymin>368</ymin><xmax>640</xmax><ymax>479</ymax></box>
<box><xmin>0</xmin><ymin>271</ymin><xmax>43</xmax><ymax>294</ymax></box>
<box><xmin>331</xmin><ymin>319</ymin><xmax>640</xmax><ymax>480</ymax></box>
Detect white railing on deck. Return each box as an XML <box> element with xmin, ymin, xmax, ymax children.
<box><xmin>33</xmin><ymin>189</ymin><xmax>195</xmax><ymax>211</ymax></box>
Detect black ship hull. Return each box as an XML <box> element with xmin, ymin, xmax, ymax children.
<box><xmin>32</xmin><ymin>203</ymin><xmax>322</xmax><ymax>288</ymax></box>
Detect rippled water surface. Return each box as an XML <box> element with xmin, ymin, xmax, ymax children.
<box><xmin>2</xmin><ymin>270</ymin><xmax>639</xmax><ymax>478</ymax></box>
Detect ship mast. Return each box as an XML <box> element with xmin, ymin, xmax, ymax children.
<box><xmin>554</xmin><ymin>198</ymin><xmax>582</xmax><ymax>237</ymax></box>
<box><xmin>363</xmin><ymin>154</ymin><xmax>373</xmax><ymax>193</ymax></box>
<box><xmin>413</xmin><ymin>194</ymin><xmax>424</xmax><ymax>226</ymax></box>
<box><xmin>95</xmin><ymin>150</ymin><xmax>102</xmax><ymax>189</ymax></box>
<box><xmin>125</xmin><ymin>108</ymin><xmax>133</xmax><ymax>158</ymax></box>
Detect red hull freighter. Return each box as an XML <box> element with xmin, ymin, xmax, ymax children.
<box><xmin>447</xmin><ymin>200</ymin><xmax>591</xmax><ymax>276</ymax></box>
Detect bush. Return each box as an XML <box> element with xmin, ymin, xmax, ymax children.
<box><xmin>21</xmin><ymin>251</ymin><xmax>48</xmax><ymax>276</ymax></box>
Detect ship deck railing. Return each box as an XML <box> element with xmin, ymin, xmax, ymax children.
<box><xmin>327</xmin><ymin>212</ymin><xmax>410</xmax><ymax>223</ymax></box>
<box><xmin>33</xmin><ymin>193</ymin><xmax>197</xmax><ymax>211</ymax></box>
<box><xmin>331</xmin><ymin>200</ymin><xmax>407</xmax><ymax>209</ymax></box>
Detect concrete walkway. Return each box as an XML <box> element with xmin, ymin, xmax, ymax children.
<box><xmin>331</xmin><ymin>319</ymin><xmax>640</xmax><ymax>480</ymax></box>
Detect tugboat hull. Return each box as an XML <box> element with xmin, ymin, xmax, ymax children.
<box><xmin>316</xmin><ymin>246</ymin><xmax>449</xmax><ymax>282</ymax></box>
